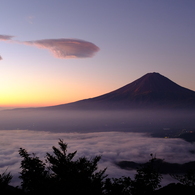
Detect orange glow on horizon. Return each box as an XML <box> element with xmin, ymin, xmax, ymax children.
<box><xmin>0</xmin><ymin>98</ymin><xmax>77</xmax><ymax>108</ymax></box>
<box><xmin>0</xmin><ymin>92</ymin><xmax>99</xmax><ymax>108</ymax></box>
<box><xmin>0</xmin><ymin>72</ymin><xmax>110</xmax><ymax>109</ymax></box>
<box><xmin>0</xmin><ymin>100</ymin><xmax>75</xmax><ymax>108</ymax></box>
<box><xmin>0</xmin><ymin>80</ymin><xmax>108</xmax><ymax>108</ymax></box>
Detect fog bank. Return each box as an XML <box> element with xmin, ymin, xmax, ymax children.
<box><xmin>0</xmin><ymin>130</ymin><xmax>194</xmax><ymax>186</ymax></box>
<box><xmin>0</xmin><ymin>109</ymin><xmax>194</xmax><ymax>132</ymax></box>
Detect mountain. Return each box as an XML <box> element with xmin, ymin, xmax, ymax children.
<box><xmin>43</xmin><ymin>72</ymin><xmax>195</xmax><ymax>110</ymax></box>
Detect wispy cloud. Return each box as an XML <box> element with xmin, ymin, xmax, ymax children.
<box><xmin>0</xmin><ymin>35</ymin><xmax>14</xmax><ymax>60</ymax></box>
<box><xmin>0</xmin><ymin>34</ymin><xmax>100</xmax><ymax>59</ymax></box>
<box><xmin>0</xmin><ymin>35</ymin><xmax>14</xmax><ymax>41</ymax></box>
<box><xmin>26</xmin><ymin>15</ymin><xmax>35</xmax><ymax>24</ymax></box>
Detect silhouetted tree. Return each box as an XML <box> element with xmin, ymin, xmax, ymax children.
<box><xmin>0</xmin><ymin>170</ymin><xmax>13</xmax><ymax>194</ymax></box>
<box><xmin>171</xmin><ymin>169</ymin><xmax>195</xmax><ymax>187</ymax></box>
<box><xmin>19</xmin><ymin>139</ymin><xmax>107</xmax><ymax>195</ymax></box>
<box><xmin>18</xmin><ymin>148</ymin><xmax>49</xmax><ymax>194</ymax></box>
<box><xmin>18</xmin><ymin>142</ymin><xmax>163</xmax><ymax>195</ymax></box>
<box><xmin>46</xmin><ymin>139</ymin><xmax>107</xmax><ymax>194</ymax></box>
<box><xmin>104</xmin><ymin>176</ymin><xmax>132</xmax><ymax>195</ymax></box>
<box><xmin>130</xmin><ymin>154</ymin><xmax>162</xmax><ymax>195</ymax></box>
<box><xmin>104</xmin><ymin>154</ymin><xmax>162</xmax><ymax>195</ymax></box>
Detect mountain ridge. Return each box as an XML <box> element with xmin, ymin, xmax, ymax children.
<box><xmin>45</xmin><ymin>72</ymin><xmax>195</xmax><ymax>110</ymax></box>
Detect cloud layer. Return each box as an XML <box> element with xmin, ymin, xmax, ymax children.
<box><xmin>0</xmin><ymin>130</ymin><xmax>194</xmax><ymax>186</ymax></box>
<box><xmin>0</xmin><ymin>34</ymin><xmax>99</xmax><ymax>59</ymax></box>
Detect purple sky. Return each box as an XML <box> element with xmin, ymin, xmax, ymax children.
<box><xmin>1</xmin><ymin>0</ymin><xmax>195</xmax><ymax>107</ymax></box>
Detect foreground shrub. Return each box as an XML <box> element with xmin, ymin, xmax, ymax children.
<box><xmin>0</xmin><ymin>170</ymin><xmax>13</xmax><ymax>194</ymax></box>
<box><xmin>19</xmin><ymin>139</ymin><xmax>107</xmax><ymax>195</ymax></box>
<box><xmin>104</xmin><ymin>155</ymin><xmax>162</xmax><ymax>195</ymax></box>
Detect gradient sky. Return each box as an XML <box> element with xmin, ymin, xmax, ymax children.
<box><xmin>1</xmin><ymin>0</ymin><xmax>195</xmax><ymax>107</ymax></box>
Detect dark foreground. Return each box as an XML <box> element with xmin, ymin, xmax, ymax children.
<box><xmin>1</xmin><ymin>140</ymin><xmax>195</xmax><ymax>195</ymax></box>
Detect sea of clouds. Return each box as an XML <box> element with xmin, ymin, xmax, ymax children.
<box><xmin>0</xmin><ymin>130</ymin><xmax>194</xmax><ymax>186</ymax></box>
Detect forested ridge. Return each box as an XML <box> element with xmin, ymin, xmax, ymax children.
<box><xmin>1</xmin><ymin>140</ymin><xmax>195</xmax><ymax>195</ymax></box>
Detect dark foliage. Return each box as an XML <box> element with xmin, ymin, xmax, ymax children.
<box><xmin>0</xmin><ymin>170</ymin><xmax>12</xmax><ymax>194</ymax></box>
<box><xmin>171</xmin><ymin>169</ymin><xmax>195</xmax><ymax>187</ymax></box>
<box><xmin>153</xmin><ymin>183</ymin><xmax>195</xmax><ymax>195</ymax></box>
<box><xmin>104</xmin><ymin>155</ymin><xmax>162</xmax><ymax>195</ymax></box>
<box><xmin>1</xmin><ymin>141</ymin><xmax>195</xmax><ymax>194</ymax></box>
<box><xmin>18</xmin><ymin>148</ymin><xmax>49</xmax><ymax>194</ymax></box>
<box><xmin>18</xmin><ymin>139</ymin><xmax>107</xmax><ymax>195</ymax></box>
<box><xmin>104</xmin><ymin>176</ymin><xmax>132</xmax><ymax>195</ymax></box>
<box><xmin>0</xmin><ymin>170</ymin><xmax>12</xmax><ymax>188</ymax></box>
<box><xmin>130</xmin><ymin>155</ymin><xmax>162</xmax><ymax>195</ymax></box>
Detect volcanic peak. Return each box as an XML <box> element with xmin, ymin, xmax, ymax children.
<box><xmin>88</xmin><ymin>72</ymin><xmax>195</xmax><ymax>107</ymax></box>
<box><xmin>44</xmin><ymin>72</ymin><xmax>195</xmax><ymax>110</ymax></box>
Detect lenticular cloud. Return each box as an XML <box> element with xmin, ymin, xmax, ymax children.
<box><xmin>0</xmin><ymin>34</ymin><xmax>100</xmax><ymax>59</ymax></box>
<box><xmin>24</xmin><ymin>38</ymin><xmax>100</xmax><ymax>59</ymax></box>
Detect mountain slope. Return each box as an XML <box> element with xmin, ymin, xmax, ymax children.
<box><xmin>45</xmin><ymin>72</ymin><xmax>195</xmax><ymax>110</ymax></box>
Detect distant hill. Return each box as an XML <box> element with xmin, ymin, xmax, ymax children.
<box><xmin>43</xmin><ymin>72</ymin><xmax>195</xmax><ymax>110</ymax></box>
<box><xmin>116</xmin><ymin>159</ymin><xmax>195</xmax><ymax>174</ymax></box>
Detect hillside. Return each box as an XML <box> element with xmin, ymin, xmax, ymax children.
<box><xmin>45</xmin><ymin>72</ymin><xmax>195</xmax><ymax>110</ymax></box>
